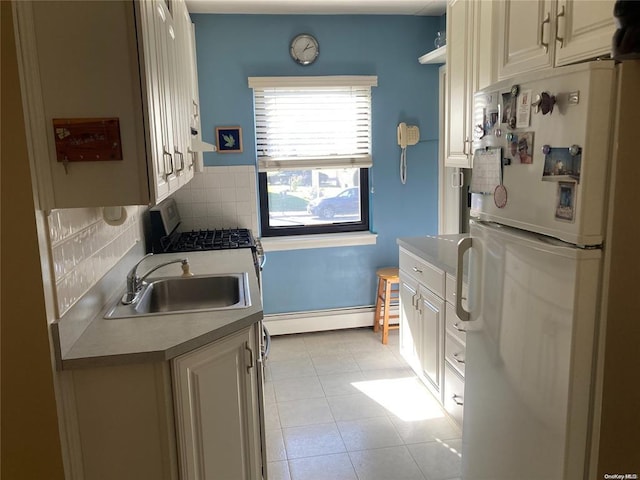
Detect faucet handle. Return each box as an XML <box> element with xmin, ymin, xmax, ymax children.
<box><xmin>181</xmin><ymin>259</ymin><xmax>194</xmax><ymax>277</ymax></box>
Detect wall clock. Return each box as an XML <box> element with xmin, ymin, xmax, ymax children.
<box><xmin>290</xmin><ymin>34</ymin><xmax>319</xmax><ymax>66</ymax></box>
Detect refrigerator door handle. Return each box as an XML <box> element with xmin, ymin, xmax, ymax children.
<box><xmin>456</xmin><ymin>237</ymin><xmax>472</xmax><ymax>322</ymax></box>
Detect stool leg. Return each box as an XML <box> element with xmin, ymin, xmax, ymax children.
<box><xmin>373</xmin><ymin>278</ymin><xmax>383</xmax><ymax>332</ymax></box>
<box><xmin>382</xmin><ymin>279</ymin><xmax>392</xmax><ymax>345</ymax></box>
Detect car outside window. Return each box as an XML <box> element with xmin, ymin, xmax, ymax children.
<box><xmin>259</xmin><ymin>167</ymin><xmax>369</xmax><ymax>236</ymax></box>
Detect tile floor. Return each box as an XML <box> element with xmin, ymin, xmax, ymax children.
<box><xmin>263</xmin><ymin>327</ymin><xmax>462</xmax><ymax>480</ymax></box>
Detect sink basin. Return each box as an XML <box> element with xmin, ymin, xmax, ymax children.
<box><xmin>105</xmin><ymin>273</ymin><xmax>251</xmax><ymax>319</ymax></box>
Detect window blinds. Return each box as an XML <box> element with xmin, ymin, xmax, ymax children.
<box><xmin>248</xmin><ymin>76</ymin><xmax>377</xmax><ymax>172</ymax></box>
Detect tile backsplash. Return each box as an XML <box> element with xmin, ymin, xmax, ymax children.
<box><xmin>48</xmin><ymin>206</ymin><xmax>142</xmax><ymax>317</ymax></box>
<box><xmin>170</xmin><ymin>166</ymin><xmax>259</xmax><ymax>233</ymax></box>
<box><xmin>47</xmin><ymin>166</ymin><xmax>257</xmax><ymax>317</ymax></box>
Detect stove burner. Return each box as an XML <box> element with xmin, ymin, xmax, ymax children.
<box><xmin>161</xmin><ymin>228</ymin><xmax>255</xmax><ymax>253</ymax></box>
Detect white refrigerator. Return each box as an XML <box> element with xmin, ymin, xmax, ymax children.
<box><xmin>455</xmin><ymin>60</ymin><xmax>633</xmax><ymax>479</ymax></box>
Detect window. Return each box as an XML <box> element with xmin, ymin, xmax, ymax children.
<box><xmin>249</xmin><ymin>76</ymin><xmax>377</xmax><ymax>237</ymax></box>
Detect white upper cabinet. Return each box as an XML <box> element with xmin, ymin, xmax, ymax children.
<box><xmin>445</xmin><ymin>0</ymin><xmax>495</xmax><ymax>169</ymax></box>
<box><xmin>554</xmin><ymin>0</ymin><xmax>616</xmax><ymax>66</ymax></box>
<box><xmin>497</xmin><ymin>0</ymin><xmax>615</xmax><ymax>80</ymax></box>
<box><xmin>445</xmin><ymin>0</ymin><xmax>473</xmax><ymax>168</ymax></box>
<box><xmin>14</xmin><ymin>0</ymin><xmax>201</xmax><ymax>209</ymax></box>
<box><xmin>496</xmin><ymin>0</ymin><xmax>555</xmax><ymax>80</ymax></box>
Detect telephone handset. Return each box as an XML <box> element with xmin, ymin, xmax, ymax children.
<box><xmin>397</xmin><ymin>123</ymin><xmax>420</xmax><ymax>184</ymax></box>
<box><xmin>397</xmin><ymin>122</ymin><xmax>420</xmax><ymax>148</ymax></box>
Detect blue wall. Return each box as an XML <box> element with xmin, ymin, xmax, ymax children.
<box><xmin>192</xmin><ymin>14</ymin><xmax>441</xmax><ymax>314</ymax></box>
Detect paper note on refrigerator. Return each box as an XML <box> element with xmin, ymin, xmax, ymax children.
<box><xmin>471</xmin><ymin>148</ymin><xmax>502</xmax><ymax>194</ymax></box>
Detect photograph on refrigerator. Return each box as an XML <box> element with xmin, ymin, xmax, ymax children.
<box><xmin>542</xmin><ymin>147</ymin><xmax>582</xmax><ymax>183</ymax></box>
<box><xmin>555</xmin><ymin>181</ymin><xmax>576</xmax><ymax>222</ymax></box>
<box><xmin>516</xmin><ymin>132</ymin><xmax>534</xmax><ymax>164</ymax></box>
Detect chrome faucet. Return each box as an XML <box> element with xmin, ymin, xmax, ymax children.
<box><xmin>122</xmin><ymin>253</ymin><xmax>191</xmax><ymax>305</ymax></box>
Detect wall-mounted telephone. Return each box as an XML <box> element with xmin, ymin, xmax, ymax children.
<box><xmin>397</xmin><ymin>123</ymin><xmax>420</xmax><ymax>184</ymax></box>
<box><xmin>397</xmin><ymin>122</ymin><xmax>420</xmax><ymax>148</ymax></box>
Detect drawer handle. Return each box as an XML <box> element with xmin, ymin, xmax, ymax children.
<box><xmin>412</xmin><ymin>266</ymin><xmax>423</xmax><ymax>274</ymax></box>
<box><xmin>453</xmin><ymin>322</ymin><xmax>466</xmax><ymax>333</ymax></box>
<box><xmin>452</xmin><ymin>352</ymin><xmax>465</xmax><ymax>364</ymax></box>
<box><xmin>452</xmin><ymin>394</ymin><xmax>464</xmax><ymax>406</ymax></box>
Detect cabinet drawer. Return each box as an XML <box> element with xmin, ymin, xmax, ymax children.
<box><xmin>444</xmin><ymin>362</ymin><xmax>465</xmax><ymax>428</ymax></box>
<box><xmin>445</xmin><ymin>274</ymin><xmax>468</xmax><ymax>309</ymax></box>
<box><xmin>399</xmin><ymin>248</ymin><xmax>445</xmax><ymax>298</ymax></box>
<box><xmin>445</xmin><ymin>331</ymin><xmax>466</xmax><ymax>377</ymax></box>
<box><xmin>445</xmin><ymin>274</ymin><xmax>456</xmax><ymax>305</ymax></box>
<box><xmin>445</xmin><ymin>302</ymin><xmax>467</xmax><ymax>345</ymax></box>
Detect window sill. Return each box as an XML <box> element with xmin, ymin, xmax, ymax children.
<box><xmin>260</xmin><ymin>231</ymin><xmax>377</xmax><ymax>252</ymax></box>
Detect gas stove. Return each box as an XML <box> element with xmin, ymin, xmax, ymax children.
<box><xmin>162</xmin><ymin>228</ymin><xmax>256</xmax><ymax>253</ymax></box>
<box><xmin>149</xmin><ymin>198</ymin><xmax>257</xmax><ymax>253</ymax></box>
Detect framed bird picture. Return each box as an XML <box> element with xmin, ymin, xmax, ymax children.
<box><xmin>215</xmin><ymin>126</ymin><xmax>243</xmax><ymax>153</ymax></box>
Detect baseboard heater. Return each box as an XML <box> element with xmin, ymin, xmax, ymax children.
<box><xmin>263</xmin><ymin>306</ymin><xmax>399</xmax><ymax>336</ymax></box>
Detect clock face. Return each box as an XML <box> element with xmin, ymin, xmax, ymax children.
<box><xmin>290</xmin><ymin>34</ymin><xmax>319</xmax><ymax>65</ymax></box>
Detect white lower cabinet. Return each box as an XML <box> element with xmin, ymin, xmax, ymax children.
<box><xmin>443</xmin><ymin>362</ymin><xmax>465</xmax><ymax>427</ymax></box>
<box><xmin>443</xmin><ymin>301</ymin><xmax>467</xmax><ymax>426</ymax></box>
<box><xmin>172</xmin><ymin>326</ymin><xmax>264</xmax><ymax>480</ymax></box>
<box><xmin>399</xmin><ymin>275</ymin><xmax>422</xmax><ymax>372</ymax></box>
<box><xmin>399</xmin><ymin>247</ymin><xmax>466</xmax><ymax>428</ymax></box>
<box><xmin>417</xmin><ymin>286</ymin><xmax>445</xmax><ymax>399</ymax></box>
<box><xmin>399</xmin><ymin>273</ymin><xmax>445</xmax><ymax>400</ymax></box>
<box><xmin>65</xmin><ymin>324</ymin><xmax>264</xmax><ymax>480</ymax></box>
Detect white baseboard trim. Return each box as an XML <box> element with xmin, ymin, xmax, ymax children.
<box><xmin>263</xmin><ymin>306</ymin><xmax>398</xmax><ymax>336</ymax></box>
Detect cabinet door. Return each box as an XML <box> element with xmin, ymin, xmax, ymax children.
<box><xmin>139</xmin><ymin>0</ymin><xmax>171</xmax><ymax>201</ymax></box>
<box><xmin>418</xmin><ymin>287</ymin><xmax>445</xmax><ymax>399</ymax></box>
<box><xmin>171</xmin><ymin>0</ymin><xmax>194</xmax><ymax>186</ymax></box>
<box><xmin>154</xmin><ymin>0</ymin><xmax>180</xmax><ymax>194</ymax></box>
<box><xmin>399</xmin><ymin>274</ymin><xmax>422</xmax><ymax>372</ymax></box>
<box><xmin>172</xmin><ymin>326</ymin><xmax>263</xmax><ymax>480</ymax></box>
<box><xmin>473</xmin><ymin>0</ymin><xmax>496</xmax><ymax>92</ymax></box>
<box><xmin>497</xmin><ymin>0</ymin><xmax>554</xmax><ymax>80</ymax></box>
<box><xmin>445</xmin><ymin>0</ymin><xmax>473</xmax><ymax>168</ymax></box>
<box><xmin>16</xmin><ymin>1</ymin><xmax>151</xmax><ymax>209</ymax></box>
<box><xmin>554</xmin><ymin>0</ymin><xmax>615</xmax><ymax>66</ymax></box>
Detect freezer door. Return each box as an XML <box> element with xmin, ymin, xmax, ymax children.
<box><xmin>470</xmin><ymin>61</ymin><xmax>616</xmax><ymax>247</ymax></box>
<box><xmin>461</xmin><ymin>222</ymin><xmax>601</xmax><ymax>480</ymax></box>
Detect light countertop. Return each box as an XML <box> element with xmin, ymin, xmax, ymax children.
<box><xmin>397</xmin><ymin>234</ymin><xmax>469</xmax><ymax>275</ymax></box>
<box><xmin>54</xmin><ymin>249</ymin><xmax>263</xmax><ymax>370</ymax></box>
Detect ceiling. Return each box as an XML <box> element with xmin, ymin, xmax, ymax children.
<box><xmin>185</xmin><ymin>0</ymin><xmax>447</xmax><ymax>16</ymax></box>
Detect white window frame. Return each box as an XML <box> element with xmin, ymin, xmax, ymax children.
<box><xmin>249</xmin><ymin>75</ymin><xmax>377</xmax><ymax>245</ymax></box>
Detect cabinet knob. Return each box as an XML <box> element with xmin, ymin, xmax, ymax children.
<box><xmin>452</xmin><ymin>394</ymin><xmax>464</xmax><ymax>406</ymax></box>
<box><xmin>412</xmin><ymin>266</ymin><xmax>423</xmax><ymax>274</ymax></box>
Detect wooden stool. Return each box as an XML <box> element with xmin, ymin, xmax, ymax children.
<box><xmin>373</xmin><ymin>267</ymin><xmax>400</xmax><ymax>344</ymax></box>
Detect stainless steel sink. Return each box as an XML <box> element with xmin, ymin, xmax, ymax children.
<box><xmin>105</xmin><ymin>273</ymin><xmax>251</xmax><ymax>319</ymax></box>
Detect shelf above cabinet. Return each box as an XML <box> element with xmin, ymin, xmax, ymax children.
<box><xmin>418</xmin><ymin>45</ymin><xmax>446</xmax><ymax>64</ymax></box>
